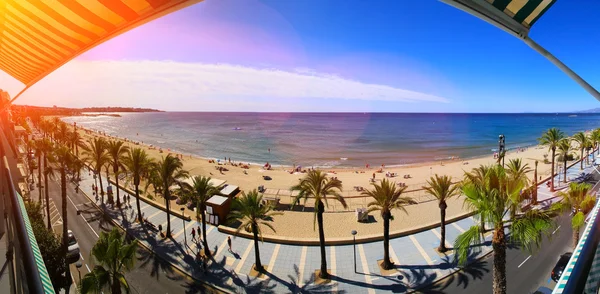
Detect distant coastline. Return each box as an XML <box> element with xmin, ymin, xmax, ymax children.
<box><xmin>12</xmin><ymin>104</ymin><xmax>163</xmax><ymax>118</ymax></box>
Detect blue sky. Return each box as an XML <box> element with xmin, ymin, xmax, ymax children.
<box><xmin>5</xmin><ymin>0</ymin><xmax>600</xmax><ymax>112</ymax></box>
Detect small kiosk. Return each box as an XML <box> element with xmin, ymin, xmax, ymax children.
<box><xmin>205</xmin><ymin>195</ymin><xmax>231</xmax><ymax>226</ymax></box>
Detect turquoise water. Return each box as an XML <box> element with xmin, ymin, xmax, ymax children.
<box><xmin>62</xmin><ymin>112</ymin><xmax>600</xmax><ymax>167</ymax></box>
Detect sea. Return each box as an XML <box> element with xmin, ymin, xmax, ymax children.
<box><xmin>61</xmin><ymin>113</ymin><xmax>600</xmax><ymax>168</ymax></box>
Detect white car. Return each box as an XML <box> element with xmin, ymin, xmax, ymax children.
<box><xmin>67</xmin><ymin>230</ymin><xmax>80</xmax><ymax>261</ymax></box>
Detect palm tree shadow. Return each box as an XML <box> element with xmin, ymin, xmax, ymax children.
<box><xmin>413</xmin><ymin>251</ymin><xmax>489</xmax><ymax>293</ymax></box>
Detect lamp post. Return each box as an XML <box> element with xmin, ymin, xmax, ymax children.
<box><xmin>181</xmin><ymin>207</ymin><xmax>187</xmax><ymax>253</ymax></box>
<box><xmin>534</xmin><ymin>160</ymin><xmax>538</xmax><ymax>205</ymax></box>
<box><xmin>75</xmin><ymin>261</ymin><xmax>82</xmax><ymax>284</ymax></box>
<box><xmin>351</xmin><ymin>230</ymin><xmax>357</xmax><ymax>273</ymax></box>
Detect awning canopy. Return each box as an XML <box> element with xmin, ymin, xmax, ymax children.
<box><xmin>0</xmin><ymin>0</ymin><xmax>202</xmax><ymax>94</ymax></box>
<box><xmin>440</xmin><ymin>0</ymin><xmax>557</xmax><ymax>37</ymax></box>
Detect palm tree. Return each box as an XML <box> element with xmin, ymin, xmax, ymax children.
<box><xmin>557</xmin><ymin>138</ymin><xmax>571</xmax><ymax>183</ymax></box>
<box><xmin>123</xmin><ymin>148</ymin><xmax>154</xmax><ymax>223</ymax></box>
<box><xmin>83</xmin><ymin>138</ymin><xmax>109</xmax><ymax>204</ymax></box>
<box><xmin>107</xmin><ymin>141</ymin><xmax>129</xmax><ymax>207</ymax></box>
<box><xmin>455</xmin><ymin>164</ymin><xmax>555</xmax><ymax>294</ymax></box>
<box><xmin>81</xmin><ymin>228</ymin><xmax>138</xmax><ymax>294</ymax></box>
<box><xmin>573</xmin><ymin>132</ymin><xmax>588</xmax><ymax>170</ymax></box>
<box><xmin>539</xmin><ymin>128</ymin><xmax>566</xmax><ymax>191</ymax></box>
<box><xmin>54</xmin><ymin>145</ymin><xmax>75</xmax><ymax>250</ymax></box>
<box><xmin>156</xmin><ymin>155</ymin><xmax>188</xmax><ymax>238</ymax></box>
<box><xmin>228</xmin><ymin>190</ymin><xmax>281</xmax><ymax>272</ymax></box>
<box><xmin>39</xmin><ymin>138</ymin><xmax>55</xmax><ymax>230</ymax></box>
<box><xmin>55</xmin><ymin>122</ymin><xmax>70</xmax><ymax>145</ymax></box>
<box><xmin>554</xmin><ymin>182</ymin><xmax>596</xmax><ymax>248</ymax></box>
<box><xmin>144</xmin><ymin>169</ymin><xmax>163</xmax><ymax>200</ymax></box>
<box><xmin>67</xmin><ymin>129</ymin><xmax>85</xmax><ymax>156</ymax></box>
<box><xmin>505</xmin><ymin>158</ymin><xmax>532</xmax><ymax>219</ymax></box>
<box><xmin>463</xmin><ymin>165</ymin><xmax>492</xmax><ymax>234</ymax></box>
<box><xmin>188</xmin><ymin>176</ymin><xmax>221</xmax><ymax>258</ymax></box>
<box><xmin>423</xmin><ymin>175</ymin><xmax>460</xmax><ymax>253</ymax></box>
<box><xmin>363</xmin><ymin>179</ymin><xmax>415</xmax><ymax>269</ymax></box>
<box><xmin>592</xmin><ymin>129</ymin><xmax>600</xmax><ymax>156</ymax></box>
<box><xmin>291</xmin><ymin>170</ymin><xmax>347</xmax><ymax>279</ymax></box>
<box><xmin>33</xmin><ymin>139</ymin><xmax>43</xmax><ymax>203</ymax></box>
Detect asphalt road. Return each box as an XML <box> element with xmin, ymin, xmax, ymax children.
<box><xmin>43</xmin><ymin>173</ymin><xmax>210</xmax><ymax>294</ymax></box>
<box><xmin>416</xmin><ymin>212</ymin><xmax>573</xmax><ymax>294</ymax></box>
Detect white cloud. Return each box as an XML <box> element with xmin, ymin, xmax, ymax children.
<box><xmin>9</xmin><ymin>60</ymin><xmax>449</xmax><ymax>110</ymax></box>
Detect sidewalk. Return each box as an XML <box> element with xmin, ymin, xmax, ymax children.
<box><xmin>78</xmin><ymin>157</ymin><xmax>597</xmax><ymax>293</ymax></box>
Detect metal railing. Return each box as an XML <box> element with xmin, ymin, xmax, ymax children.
<box><xmin>0</xmin><ymin>113</ymin><xmax>55</xmax><ymax>293</ymax></box>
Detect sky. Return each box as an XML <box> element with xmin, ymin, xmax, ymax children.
<box><xmin>3</xmin><ymin>0</ymin><xmax>600</xmax><ymax>113</ymax></box>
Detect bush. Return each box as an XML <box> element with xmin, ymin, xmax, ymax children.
<box><xmin>25</xmin><ymin>202</ymin><xmax>69</xmax><ymax>292</ymax></box>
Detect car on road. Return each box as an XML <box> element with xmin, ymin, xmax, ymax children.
<box><xmin>66</xmin><ymin>230</ymin><xmax>80</xmax><ymax>263</ymax></box>
<box><xmin>551</xmin><ymin>252</ymin><xmax>572</xmax><ymax>282</ymax></box>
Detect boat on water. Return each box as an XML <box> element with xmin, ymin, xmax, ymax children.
<box><xmin>568</xmin><ymin>114</ymin><xmax>577</xmax><ymax>117</ymax></box>
<box><xmin>233</xmin><ymin>127</ymin><xmax>242</xmax><ymax>130</ymax></box>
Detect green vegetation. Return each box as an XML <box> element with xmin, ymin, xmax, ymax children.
<box><xmin>539</xmin><ymin>127</ymin><xmax>566</xmax><ymax>191</ymax></box>
<box><xmin>292</xmin><ymin>170</ymin><xmax>347</xmax><ymax>279</ymax></box>
<box><xmin>228</xmin><ymin>190</ymin><xmax>281</xmax><ymax>272</ymax></box>
<box><xmin>554</xmin><ymin>182</ymin><xmax>596</xmax><ymax>248</ymax></box>
<box><xmin>423</xmin><ymin>175</ymin><xmax>459</xmax><ymax>253</ymax></box>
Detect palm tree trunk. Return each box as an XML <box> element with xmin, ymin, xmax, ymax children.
<box><xmin>382</xmin><ymin>212</ymin><xmax>392</xmax><ymax>269</ymax></box>
<box><xmin>98</xmin><ymin>170</ymin><xmax>105</xmax><ymax>204</ymax></box>
<box><xmin>438</xmin><ymin>204</ymin><xmax>447</xmax><ymax>253</ymax></box>
<box><xmin>135</xmin><ymin>184</ymin><xmax>142</xmax><ymax>222</ymax></box>
<box><xmin>44</xmin><ymin>159</ymin><xmax>50</xmax><ymax>230</ymax></box>
<box><xmin>551</xmin><ymin>149</ymin><xmax>556</xmax><ymax>192</ymax></box>
<box><xmin>165</xmin><ymin>190</ymin><xmax>171</xmax><ymax>237</ymax></box>
<box><xmin>61</xmin><ymin>167</ymin><xmax>69</xmax><ymax>250</ymax></box>
<box><xmin>115</xmin><ymin>165</ymin><xmax>121</xmax><ymax>207</ymax></box>
<box><xmin>112</xmin><ymin>276</ymin><xmax>122</xmax><ymax>294</ymax></box>
<box><xmin>581</xmin><ymin>149</ymin><xmax>584</xmax><ymax>170</ymax></box>
<box><xmin>573</xmin><ymin>227</ymin><xmax>580</xmax><ymax>249</ymax></box>
<box><xmin>316</xmin><ymin>200</ymin><xmax>329</xmax><ymax>279</ymax></box>
<box><xmin>38</xmin><ymin>154</ymin><xmax>42</xmax><ymax>203</ymax></box>
<box><xmin>252</xmin><ymin>223</ymin><xmax>263</xmax><ymax>272</ymax></box>
<box><xmin>492</xmin><ymin>227</ymin><xmax>507</xmax><ymax>294</ymax></box>
<box><xmin>563</xmin><ymin>160</ymin><xmax>567</xmax><ymax>183</ymax></box>
<box><xmin>201</xmin><ymin>205</ymin><xmax>210</xmax><ymax>258</ymax></box>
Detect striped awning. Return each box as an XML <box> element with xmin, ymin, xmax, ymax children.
<box><xmin>486</xmin><ymin>0</ymin><xmax>557</xmax><ymax>29</ymax></box>
<box><xmin>0</xmin><ymin>0</ymin><xmax>203</xmax><ymax>90</ymax></box>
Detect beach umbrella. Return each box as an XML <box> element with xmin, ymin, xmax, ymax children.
<box><xmin>440</xmin><ymin>0</ymin><xmax>600</xmax><ymax>102</ymax></box>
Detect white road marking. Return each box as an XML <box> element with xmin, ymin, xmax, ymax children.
<box><xmin>358</xmin><ymin>244</ymin><xmax>376</xmax><ymax>294</ymax></box>
<box><xmin>297</xmin><ymin>247</ymin><xmax>307</xmax><ymax>287</ymax></box>
<box><xmin>235</xmin><ymin>241</ymin><xmax>254</xmax><ymax>272</ymax></box>
<box><xmin>79</xmin><ymin>253</ymin><xmax>84</xmax><ymax>261</ymax></box>
<box><xmin>85</xmin><ymin>264</ymin><xmax>91</xmax><ymax>273</ymax></box>
<box><xmin>452</xmin><ymin>222</ymin><xmax>466</xmax><ymax>233</ymax></box>
<box><xmin>552</xmin><ymin>225</ymin><xmax>561</xmax><ymax>235</ymax></box>
<box><xmin>518</xmin><ymin>255</ymin><xmax>532</xmax><ymax>268</ymax></box>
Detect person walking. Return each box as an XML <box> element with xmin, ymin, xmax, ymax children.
<box><xmin>197</xmin><ymin>225</ymin><xmax>202</xmax><ymax>241</ymax></box>
<box><xmin>227</xmin><ymin>236</ymin><xmax>232</xmax><ymax>252</ymax></box>
<box><xmin>191</xmin><ymin>227</ymin><xmax>196</xmax><ymax>241</ymax></box>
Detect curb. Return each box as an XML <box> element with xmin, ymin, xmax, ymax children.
<box><xmin>218</xmin><ymin>211</ymin><xmax>476</xmax><ymax>246</ymax></box>
<box><xmin>78</xmin><ymin>187</ymin><xmax>228</xmax><ymax>294</ymax></box>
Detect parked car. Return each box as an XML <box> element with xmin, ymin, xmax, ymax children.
<box><xmin>66</xmin><ymin>230</ymin><xmax>80</xmax><ymax>263</ymax></box>
<box><xmin>551</xmin><ymin>252</ymin><xmax>572</xmax><ymax>282</ymax></box>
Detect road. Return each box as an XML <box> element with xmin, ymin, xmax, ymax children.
<box><xmin>43</xmin><ymin>173</ymin><xmax>210</xmax><ymax>293</ymax></box>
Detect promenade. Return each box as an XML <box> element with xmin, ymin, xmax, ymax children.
<box><xmin>77</xmin><ymin>157</ymin><xmax>596</xmax><ymax>293</ymax></box>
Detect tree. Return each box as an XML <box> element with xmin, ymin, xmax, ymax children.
<box><xmin>423</xmin><ymin>175</ymin><xmax>459</xmax><ymax>253</ymax></box>
<box><xmin>455</xmin><ymin>164</ymin><xmax>555</xmax><ymax>294</ymax></box>
<box><xmin>156</xmin><ymin>155</ymin><xmax>188</xmax><ymax>238</ymax></box>
<box><xmin>81</xmin><ymin>228</ymin><xmax>138</xmax><ymax>294</ymax></box>
<box><xmin>363</xmin><ymin>178</ymin><xmax>415</xmax><ymax>269</ymax></box>
<box><xmin>539</xmin><ymin>128</ymin><xmax>565</xmax><ymax>191</ymax></box>
<box><xmin>554</xmin><ymin>182</ymin><xmax>596</xmax><ymax>248</ymax></box>
<box><xmin>188</xmin><ymin>176</ymin><xmax>221</xmax><ymax>258</ymax></box>
<box><xmin>557</xmin><ymin>138</ymin><xmax>571</xmax><ymax>183</ymax></box>
<box><xmin>228</xmin><ymin>190</ymin><xmax>281</xmax><ymax>272</ymax></box>
<box><xmin>291</xmin><ymin>170</ymin><xmax>347</xmax><ymax>279</ymax></box>
<box><xmin>33</xmin><ymin>139</ymin><xmax>44</xmax><ymax>203</ymax></box>
<box><xmin>123</xmin><ymin>148</ymin><xmax>154</xmax><ymax>222</ymax></box>
<box><xmin>54</xmin><ymin>145</ymin><xmax>75</xmax><ymax>251</ymax></box>
<box><xmin>83</xmin><ymin>138</ymin><xmax>109</xmax><ymax>205</ymax></box>
<box><xmin>591</xmin><ymin>129</ymin><xmax>600</xmax><ymax>157</ymax></box>
<box><xmin>39</xmin><ymin>138</ymin><xmax>56</xmax><ymax>230</ymax></box>
<box><xmin>25</xmin><ymin>201</ymin><xmax>68</xmax><ymax>292</ymax></box>
<box><xmin>107</xmin><ymin>140</ymin><xmax>129</xmax><ymax>207</ymax></box>
<box><xmin>573</xmin><ymin>131</ymin><xmax>588</xmax><ymax>170</ymax></box>
<box><xmin>505</xmin><ymin>158</ymin><xmax>532</xmax><ymax>219</ymax></box>
<box><xmin>67</xmin><ymin>128</ymin><xmax>85</xmax><ymax>156</ymax></box>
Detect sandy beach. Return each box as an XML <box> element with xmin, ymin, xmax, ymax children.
<box><xmin>75</xmin><ymin>125</ymin><xmax>565</xmax><ymax>239</ymax></box>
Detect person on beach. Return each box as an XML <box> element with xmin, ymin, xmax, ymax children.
<box><xmin>227</xmin><ymin>236</ymin><xmax>232</xmax><ymax>252</ymax></box>
<box><xmin>372</xmin><ymin>172</ymin><xmax>375</xmax><ymax>180</ymax></box>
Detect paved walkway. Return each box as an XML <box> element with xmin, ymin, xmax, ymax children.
<box><xmin>77</xmin><ymin>156</ymin><xmax>596</xmax><ymax>293</ymax></box>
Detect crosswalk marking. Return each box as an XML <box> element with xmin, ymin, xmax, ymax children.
<box><xmin>431</xmin><ymin>228</ymin><xmax>452</xmax><ymax>250</ymax></box>
<box><xmin>330</xmin><ymin>246</ymin><xmax>338</xmax><ymax>292</ymax></box>
<box><xmin>297</xmin><ymin>247</ymin><xmax>307</xmax><ymax>287</ymax></box>
<box><xmin>358</xmin><ymin>244</ymin><xmax>376</xmax><ymax>294</ymax></box>
<box><xmin>409</xmin><ymin>235</ymin><xmax>434</xmax><ymax>265</ymax></box>
<box><xmin>235</xmin><ymin>241</ymin><xmax>254</xmax><ymax>273</ymax></box>
<box><xmin>172</xmin><ymin>220</ymin><xmax>197</xmax><ymax>240</ymax></box>
<box><xmin>452</xmin><ymin>222</ymin><xmax>466</xmax><ymax>233</ymax></box>
<box><xmin>146</xmin><ymin>210</ymin><xmax>163</xmax><ymax>221</ymax></box>
<box><xmin>389</xmin><ymin>244</ymin><xmax>400</xmax><ymax>265</ymax></box>
<box><xmin>267</xmin><ymin>244</ymin><xmax>280</xmax><ymax>274</ymax></box>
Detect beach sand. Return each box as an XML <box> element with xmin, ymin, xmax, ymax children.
<box><xmin>76</xmin><ymin>127</ymin><xmax>565</xmax><ymax>239</ymax></box>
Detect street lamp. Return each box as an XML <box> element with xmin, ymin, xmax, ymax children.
<box><xmin>181</xmin><ymin>207</ymin><xmax>187</xmax><ymax>253</ymax></box>
<box><xmin>75</xmin><ymin>261</ymin><xmax>82</xmax><ymax>284</ymax></box>
<box><xmin>351</xmin><ymin>230</ymin><xmax>357</xmax><ymax>273</ymax></box>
